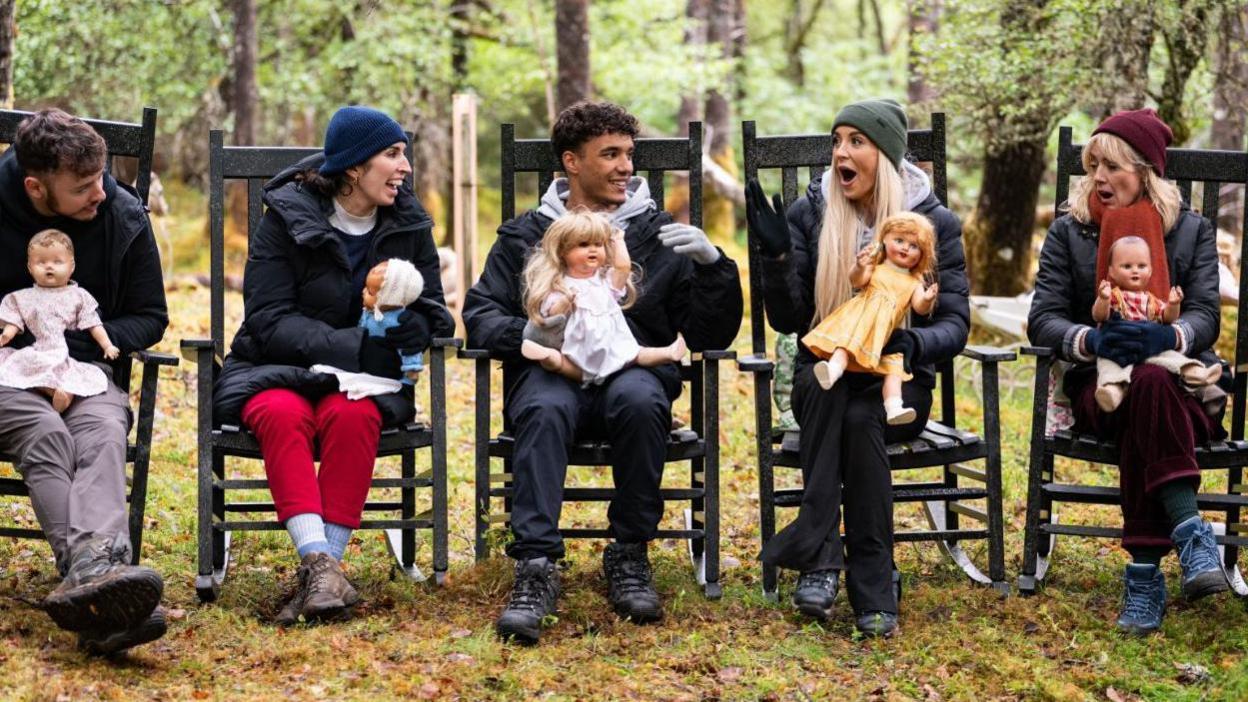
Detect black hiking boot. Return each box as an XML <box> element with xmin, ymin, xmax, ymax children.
<box><xmin>43</xmin><ymin>535</ymin><xmax>163</xmax><ymax>633</ymax></box>
<box><xmin>602</xmin><ymin>542</ymin><xmax>663</xmax><ymax>624</ymax></box>
<box><xmin>495</xmin><ymin>557</ymin><xmax>560</xmax><ymax>644</ymax></box>
<box><xmin>792</xmin><ymin>569</ymin><xmax>839</xmax><ymax>620</ymax></box>
<box><xmin>78</xmin><ymin>606</ymin><xmax>168</xmax><ymax>656</ymax></box>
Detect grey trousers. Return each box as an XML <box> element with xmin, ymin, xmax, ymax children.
<box><xmin>0</xmin><ymin>381</ymin><xmax>131</xmax><ymax>571</ymax></box>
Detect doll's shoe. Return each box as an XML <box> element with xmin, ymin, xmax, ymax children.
<box><xmin>1180</xmin><ymin>363</ymin><xmax>1212</xmax><ymax>387</ymax></box>
<box><xmin>813</xmin><ymin>361</ymin><xmax>843</xmax><ymax>390</ymax></box>
<box><xmin>1094</xmin><ymin>383</ymin><xmax>1125</xmax><ymax>413</ymax></box>
<box><xmin>885</xmin><ymin>403</ymin><xmax>916</xmax><ymax>426</ymax></box>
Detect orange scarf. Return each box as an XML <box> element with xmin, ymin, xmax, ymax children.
<box><xmin>1090</xmin><ymin>193</ymin><xmax>1169</xmax><ymax>300</ymax></box>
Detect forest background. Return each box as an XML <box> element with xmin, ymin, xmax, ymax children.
<box><xmin>0</xmin><ymin>1</ymin><xmax>1246</xmax><ymax>700</ymax></box>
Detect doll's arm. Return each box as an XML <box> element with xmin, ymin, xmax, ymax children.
<box><xmin>1091</xmin><ymin>280</ymin><xmax>1113</xmax><ymax>322</ymax></box>
<box><xmin>609</xmin><ymin>228</ymin><xmax>631</xmax><ymax>289</ymax></box>
<box><xmin>89</xmin><ymin>325</ymin><xmax>120</xmax><ymax>360</ymax></box>
<box><xmin>1163</xmin><ymin>286</ymin><xmax>1183</xmax><ymax>324</ymax></box>
<box><xmin>0</xmin><ymin>323</ymin><xmax>18</xmax><ymax>346</ymax></box>
<box><xmin>848</xmin><ymin>244</ymin><xmax>877</xmax><ymax>289</ymax></box>
<box><xmin>911</xmin><ymin>279</ymin><xmax>939</xmax><ymax>316</ymax></box>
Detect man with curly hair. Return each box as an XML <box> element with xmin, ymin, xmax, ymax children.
<box><xmin>465</xmin><ymin>101</ymin><xmax>742</xmax><ymax>644</ymax></box>
<box><xmin>0</xmin><ymin>109</ymin><xmax>168</xmax><ymax>655</ymax></box>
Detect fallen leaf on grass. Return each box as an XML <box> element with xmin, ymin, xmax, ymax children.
<box><xmin>418</xmin><ymin>681</ymin><xmax>440</xmax><ymax>699</ymax></box>
<box><xmin>165</xmin><ymin>608</ymin><xmax>187</xmax><ymax>620</ymax></box>
<box><xmin>1174</xmin><ymin>662</ymin><xmax>1210</xmax><ymax>684</ymax></box>
<box><xmin>923</xmin><ymin>683</ymin><xmax>943</xmax><ymax>701</ymax></box>
<box><xmin>1105</xmin><ymin>687</ymin><xmax>1124</xmax><ymax>702</ymax></box>
<box><xmin>716</xmin><ymin>667</ymin><xmax>742</xmax><ymax>683</ymax></box>
<box><xmin>445</xmin><ymin>653</ymin><xmax>475</xmax><ymax>664</ymax></box>
<box><xmin>1023</xmin><ymin>620</ymin><xmax>1040</xmax><ymax>634</ymax></box>
<box><xmin>449</xmin><ymin>628</ymin><xmax>472</xmax><ymax>638</ymax></box>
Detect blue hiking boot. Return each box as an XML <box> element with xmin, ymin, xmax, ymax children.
<box><xmin>1171</xmin><ymin>516</ymin><xmax>1230</xmax><ymax>601</ymax></box>
<box><xmin>1116</xmin><ymin>563</ymin><xmax>1165</xmax><ymax>636</ymax></box>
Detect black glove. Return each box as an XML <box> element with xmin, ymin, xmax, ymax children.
<box><xmin>381</xmin><ymin>309</ymin><xmax>432</xmax><ymax>355</ymax></box>
<box><xmin>359</xmin><ymin>335</ymin><xmax>402</xmax><ymax>378</ymax></box>
<box><xmin>881</xmin><ymin>328</ymin><xmax>920</xmax><ymax>374</ymax></box>
<box><xmin>65</xmin><ymin>329</ymin><xmax>104</xmax><ymax>362</ymax></box>
<box><xmin>745</xmin><ymin>179</ymin><xmax>792</xmax><ymax>259</ymax></box>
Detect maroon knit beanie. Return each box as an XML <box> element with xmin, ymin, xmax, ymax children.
<box><xmin>1092</xmin><ymin>108</ymin><xmax>1173</xmax><ymax>177</ymax></box>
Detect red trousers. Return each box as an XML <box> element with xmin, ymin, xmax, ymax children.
<box><xmin>1069</xmin><ymin>363</ymin><xmax>1219</xmax><ymax>548</ymax></box>
<box><xmin>241</xmin><ymin>389</ymin><xmax>381</xmax><ymax>528</ymax></box>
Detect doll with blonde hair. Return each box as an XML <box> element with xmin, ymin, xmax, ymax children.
<box><xmin>802</xmin><ymin>211</ymin><xmax>938</xmax><ymax>424</ymax></box>
<box><xmin>521</xmin><ymin>210</ymin><xmax>685</xmax><ymax>385</ymax></box>
<box><xmin>0</xmin><ymin>229</ymin><xmax>119</xmax><ymax>413</ymax></box>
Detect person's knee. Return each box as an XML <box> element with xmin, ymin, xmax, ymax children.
<box><xmin>844</xmin><ymin>395</ymin><xmax>884</xmax><ymax>433</ymax></box>
<box><xmin>604</xmin><ymin>371</ymin><xmax>669</xmax><ymax>428</ymax></box>
<box><xmin>315</xmin><ymin>393</ymin><xmax>382</xmax><ymax>434</ymax></box>
<box><xmin>22</xmin><ymin>424</ymin><xmax>75</xmax><ymax>474</ymax></box>
<box><xmin>1130</xmin><ymin>363</ymin><xmax>1171</xmax><ymax>388</ymax></box>
<box><xmin>243</xmin><ymin>389</ymin><xmax>315</xmax><ymax>436</ymax></box>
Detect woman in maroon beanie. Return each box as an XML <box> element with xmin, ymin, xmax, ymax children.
<box><xmin>1028</xmin><ymin>108</ymin><xmax>1229</xmax><ymax>635</ymax></box>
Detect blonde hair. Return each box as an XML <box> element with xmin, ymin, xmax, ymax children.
<box><xmin>1067</xmin><ymin>132</ymin><xmax>1181</xmax><ymax>232</ymax></box>
<box><xmin>27</xmin><ymin>228</ymin><xmax>74</xmax><ymax>257</ymax></box>
<box><xmin>522</xmin><ymin>210</ymin><xmax>638</xmax><ymax>322</ymax></box>
<box><xmin>873</xmin><ymin>211</ymin><xmax>937</xmax><ymax>279</ymax></box>
<box><xmin>813</xmin><ymin>156</ymin><xmax>904</xmax><ymax>324</ymax></box>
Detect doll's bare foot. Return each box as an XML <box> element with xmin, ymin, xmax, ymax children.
<box><xmin>522</xmin><ymin>339</ymin><xmax>564</xmax><ymax>372</ymax></box>
<box><xmin>1094</xmin><ymin>382</ymin><xmax>1126</xmax><ymax>413</ymax></box>
<box><xmin>51</xmin><ymin>388</ymin><xmax>74</xmax><ymax>414</ymax></box>
<box><xmin>813</xmin><ymin>359</ymin><xmax>845</xmax><ymax>390</ymax></box>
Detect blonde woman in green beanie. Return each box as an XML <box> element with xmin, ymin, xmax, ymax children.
<box><xmin>745</xmin><ymin>98</ymin><xmax>970</xmax><ymax>638</ymax></box>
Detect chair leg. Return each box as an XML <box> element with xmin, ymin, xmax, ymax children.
<box><xmin>752</xmin><ymin>370</ymin><xmax>778</xmax><ymax>601</ymax></box>
<box><xmin>701</xmin><ymin>358</ymin><xmax>721</xmax><ymax>600</ymax></box>
<box><xmin>1019</xmin><ymin>449</ymin><xmax>1050</xmax><ymax>596</ymax></box>
<box><xmin>980</xmin><ymin>360</ymin><xmax>1008</xmax><ymax>596</ymax></box>
<box><xmin>197</xmin><ymin>451</ymin><xmax>224</xmax><ymax>603</ymax></box>
<box><xmin>473</xmin><ymin>357</ymin><xmax>491</xmax><ymax>562</ymax></box>
<box><xmin>430</xmin><ymin>345</ymin><xmax>449</xmax><ymax>585</ymax></box>
<box><xmin>401</xmin><ymin>450</ymin><xmax>417</xmax><ymax>572</ymax></box>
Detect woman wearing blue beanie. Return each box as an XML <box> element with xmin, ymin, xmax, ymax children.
<box><xmin>746</xmin><ymin>99</ymin><xmax>971</xmax><ymax>638</ymax></box>
<box><xmin>213</xmin><ymin>105</ymin><xmax>454</xmax><ymax>624</ymax></box>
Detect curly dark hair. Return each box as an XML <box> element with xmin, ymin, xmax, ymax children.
<box><xmin>14</xmin><ymin>109</ymin><xmax>107</xmax><ymax>177</ymax></box>
<box><xmin>550</xmin><ymin>101</ymin><xmax>639</xmax><ymax>161</ymax></box>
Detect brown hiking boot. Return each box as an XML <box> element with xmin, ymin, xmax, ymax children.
<box><xmin>44</xmin><ymin>535</ymin><xmax>163</xmax><ymax>633</ymax></box>
<box><xmin>278</xmin><ymin>553</ymin><xmax>358</xmax><ymax>625</ymax></box>
<box><xmin>78</xmin><ymin>606</ymin><xmax>168</xmax><ymax>656</ymax></box>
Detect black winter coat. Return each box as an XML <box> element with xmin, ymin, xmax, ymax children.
<box><xmin>214</xmin><ymin>154</ymin><xmax>453</xmax><ymax>427</ymax></box>
<box><xmin>462</xmin><ymin>206</ymin><xmax>743</xmax><ymax>400</ymax></box>
<box><xmin>761</xmin><ymin>175</ymin><xmax>970</xmax><ymax>389</ymax></box>
<box><xmin>1028</xmin><ymin>208</ymin><xmax>1219</xmax><ymax>365</ymax></box>
<box><xmin>0</xmin><ymin>150</ymin><xmax>168</xmax><ymax>358</ymax></box>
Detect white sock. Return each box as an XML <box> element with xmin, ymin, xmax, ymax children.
<box><xmin>325</xmin><ymin>523</ymin><xmax>353</xmax><ymax>561</ymax></box>
<box><xmin>286</xmin><ymin>513</ymin><xmax>330</xmax><ymax>558</ymax></box>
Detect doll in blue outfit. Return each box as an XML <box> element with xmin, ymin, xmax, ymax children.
<box><xmin>360</xmin><ymin>258</ymin><xmax>425</xmax><ymax>383</ymax></box>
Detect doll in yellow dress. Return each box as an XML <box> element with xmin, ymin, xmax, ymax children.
<box><xmin>801</xmin><ymin>211</ymin><xmax>939</xmax><ymax>425</ymax></box>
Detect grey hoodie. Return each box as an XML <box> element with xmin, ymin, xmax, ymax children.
<box><xmin>536</xmin><ymin>176</ymin><xmax>657</xmax><ymax>227</ymax></box>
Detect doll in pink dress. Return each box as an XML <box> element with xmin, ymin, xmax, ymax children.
<box><xmin>0</xmin><ymin>229</ymin><xmax>119</xmax><ymax>413</ymax></box>
<box><xmin>519</xmin><ymin>210</ymin><xmax>685</xmax><ymax>386</ymax></box>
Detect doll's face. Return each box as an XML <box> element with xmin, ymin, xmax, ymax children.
<box><xmin>28</xmin><ymin>243</ymin><xmax>74</xmax><ymax>288</ymax></box>
<box><xmin>1107</xmin><ymin>240</ymin><xmax>1152</xmax><ymax>291</ymax></box>
<box><xmin>362</xmin><ymin>261</ymin><xmax>387</xmax><ymax>309</ymax></box>
<box><xmin>883</xmin><ymin>229</ymin><xmax>922</xmax><ymax>270</ymax></box>
<box><xmin>562</xmin><ymin>238</ymin><xmax>607</xmax><ymax>278</ymax></box>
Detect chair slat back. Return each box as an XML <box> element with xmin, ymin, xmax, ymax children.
<box><xmin>742</xmin><ymin>113</ymin><xmax>949</xmax><ymax>356</ymax></box>
<box><xmin>1054</xmin><ymin>125</ymin><xmax>1248</xmax><ymax>439</ymax></box>
<box><xmin>0</xmin><ymin>107</ymin><xmax>157</xmax><ymax>205</ymax></box>
<box><xmin>499</xmin><ymin>122</ymin><xmax>703</xmax><ymax>228</ymax></box>
<box><xmin>207</xmin><ymin>130</ymin><xmax>415</xmax><ymax>357</ymax></box>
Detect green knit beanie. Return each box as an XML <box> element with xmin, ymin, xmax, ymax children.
<box><xmin>833</xmin><ymin>99</ymin><xmax>908</xmax><ymax>168</ymax></box>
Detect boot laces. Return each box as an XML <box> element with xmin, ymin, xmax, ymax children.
<box><xmin>796</xmin><ymin>569</ymin><xmax>837</xmax><ymax>593</ymax></box>
<box><xmin>508</xmin><ymin>564</ymin><xmax>552</xmax><ymax>613</ymax></box>
<box><xmin>1176</xmin><ymin>522</ymin><xmax>1220</xmax><ymax>574</ymax></box>
<box><xmin>1121</xmin><ymin>574</ymin><xmax>1164</xmax><ymax>622</ymax></box>
<box><xmin>606</xmin><ymin>551</ymin><xmax>654</xmax><ymax>595</ymax></box>
<box><xmin>305</xmin><ymin>555</ymin><xmax>339</xmax><ymax>596</ymax></box>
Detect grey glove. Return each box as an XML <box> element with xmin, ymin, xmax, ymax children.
<box><xmin>522</xmin><ymin>313</ymin><xmax>567</xmax><ymax>349</ymax></box>
<box><xmin>658</xmin><ymin>223</ymin><xmax>721</xmax><ymax>265</ymax></box>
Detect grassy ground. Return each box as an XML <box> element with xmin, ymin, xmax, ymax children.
<box><xmin>0</xmin><ymin>188</ymin><xmax>1246</xmax><ymax>701</ymax></box>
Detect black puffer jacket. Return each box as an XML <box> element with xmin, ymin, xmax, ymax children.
<box><xmin>214</xmin><ymin>153</ymin><xmax>453</xmax><ymax>427</ymax></box>
<box><xmin>761</xmin><ymin>173</ymin><xmax>971</xmax><ymax>389</ymax></box>
<box><xmin>0</xmin><ymin>150</ymin><xmax>167</xmax><ymax>356</ymax></box>
<box><xmin>463</xmin><ymin>205</ymin><xmax>743</xmax><ymax>400</ymax></box>
<box><xmin>1028</xmin><ymin>208</ymin><xmax>1219</xmax><ymax>364</ymax></box>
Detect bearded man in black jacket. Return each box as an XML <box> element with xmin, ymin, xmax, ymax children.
<box><xmin>464</xmin><ymin>101</ymin><xmax>743</xmax><ymax>644</ymax></box>
<box><xmin>0</xmin><ymin>109</ymin><xmax>168</xmax><ymax>655</ymax></box>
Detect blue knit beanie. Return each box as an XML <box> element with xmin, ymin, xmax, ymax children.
<box><xmin>319</xmin><ymin>106</ymin><xmax>408</xmax><ymax>176</ymax></box>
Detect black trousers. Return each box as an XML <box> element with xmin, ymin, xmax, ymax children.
<box><xmin>504</xmin><ymin>365</ymin><xmax>675</xmax><ymax>560</ymax></box>
<box><xmin>760</xmin><ymin>359</ymin><xmax>931</xmax><ymax>614</ymax></box>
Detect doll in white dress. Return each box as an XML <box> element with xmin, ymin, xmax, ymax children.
<box><xmin>0</xmin><ymin>229</ymin><xmax>119</xmax><ymax>413</ymax></box>
<box><xmin>520</xmin><ymin>210</ymin><xmax>685</xmax><ymax>385</ymax></box>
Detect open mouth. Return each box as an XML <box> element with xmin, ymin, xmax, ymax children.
<box><xmin>838</xmin><ymin>166</ymin><xmax>858</xmax><ymax>188</ymax></box>
<box><xmin>1097</xmin><ymin>188</ymin><xmax>1115</xmax><ymax>203</ymax></box>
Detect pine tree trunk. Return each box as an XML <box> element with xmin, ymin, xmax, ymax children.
<box><xmin>1212</xmin><ymin>3</ymin><xmax>1247</xmax><ymax>233</ymax></box>
<box><xmin>967</xmin><ymin>138</ymin><xmax>1047</xmax><ymax>295</ymax></box>
<box><xmin>0</xmin><ymin>0</ymin><xmax>14</xmax><ymax>110</ymax></box>
<box><xmin>555</xmin><ymin>0</ymin><xmax>590</xmax><ymax>111</ymax></box>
